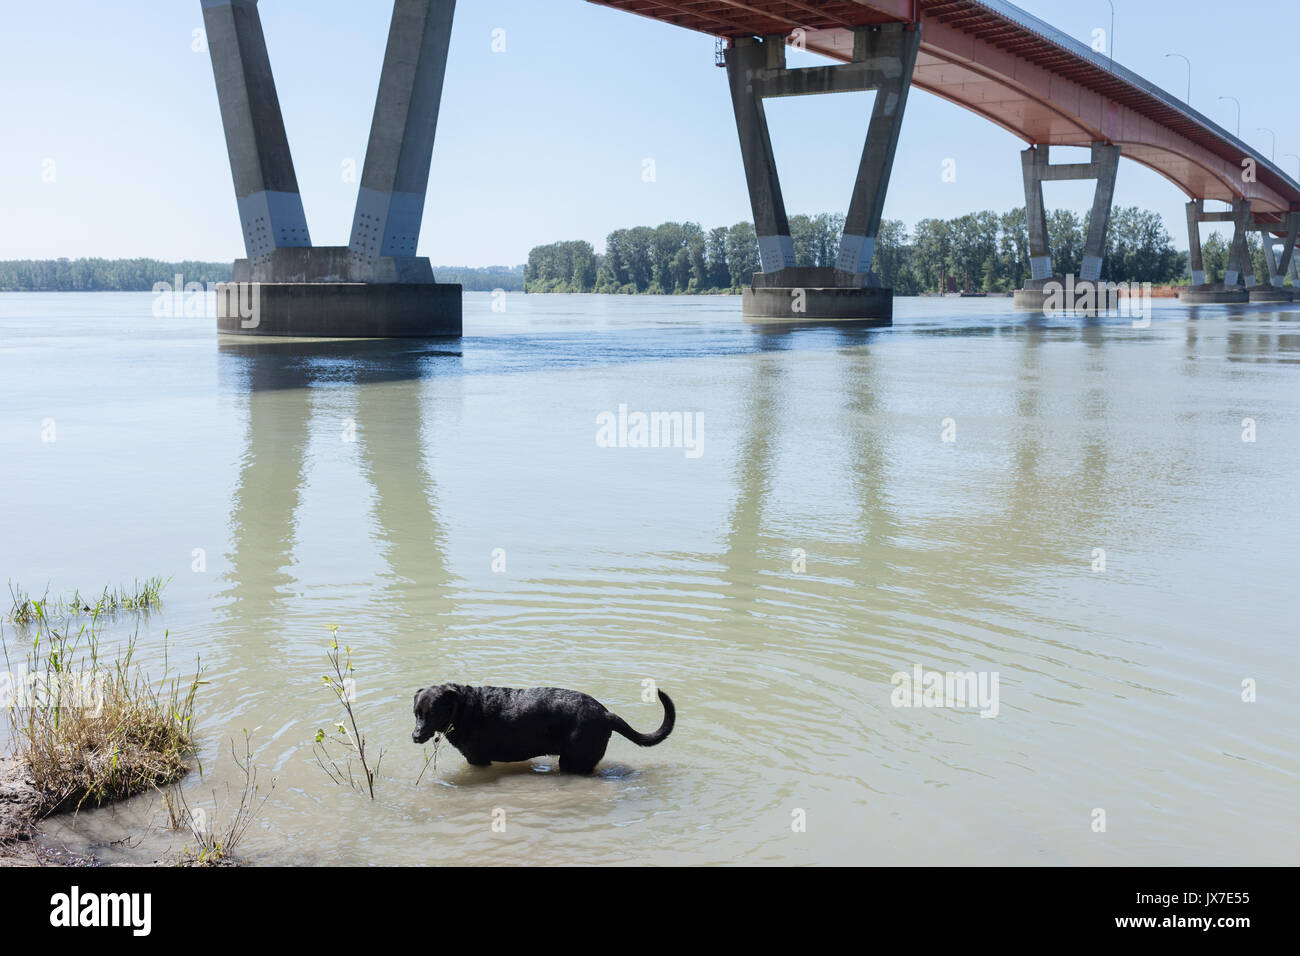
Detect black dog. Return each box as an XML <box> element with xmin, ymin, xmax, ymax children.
<box><xmin>412</xmin><ymin>683</ymin><xmax>675</xmax><ymax>774</ymax></box>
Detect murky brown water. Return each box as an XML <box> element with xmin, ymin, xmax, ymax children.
<box><xmin>1</xmin><ymin>292</ymin><xmax>1297</xmax><ymax>865</ymax></box>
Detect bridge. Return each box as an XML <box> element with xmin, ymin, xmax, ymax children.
<box><xmin>200</xmin><ymin>0</ymin><xmax>1300</xmax><ymax>336</ymax></box>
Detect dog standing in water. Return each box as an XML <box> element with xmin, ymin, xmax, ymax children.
<box><xmin>412</xmin><ymin>684</ymin><xmax>675</xmax><ymax>774</ymax></box>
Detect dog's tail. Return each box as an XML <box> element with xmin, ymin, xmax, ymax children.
<box><xmin>608</xmin><ymin>690</ymin><xmax>675</xmax><ymax>746</ymax></box>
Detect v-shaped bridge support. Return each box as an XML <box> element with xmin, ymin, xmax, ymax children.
<box><xmin>1013</xmin><ymin>141</ymin><xmax>1121</xmax><ymax>310</ymax></box>
<box><xmin>205</xmin><ymin>0</ymin><xmax>460</xmax><ymax>280</ymax></box>
<box><xmin>725</xmin><ymin>24</ymin><xmax>920</xmax><ymax>325</ymax></box>
<box><xmin>1254</xmin><ymin>212</ymin><xmax>1300</xmax><ymax>301</ymax></box>
<box><xmin>201</xmin><ymin>0</ymin><xmax>461</xmax><ymax>336</ymax></box>
<box><xmin>349</xmin><ymin>0</ymin><xmax>456</xmax><ymax>261</ymax></box>
<box><xmin>201</xmin><ymin>0</ymin><xmax>312</xmax><ymax>259</ymax></box>
<box><xmin>1181</xmin><ymin>198</ymin><xmax>1253</xmax><ymax>303</ymax></box>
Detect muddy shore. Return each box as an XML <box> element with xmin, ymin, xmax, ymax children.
<box><xmin>0</xmin><ymin>754</ymin><xmax>67</xmax><ymax>865</ymax></box>
<box><xmin>0</xmin><ymin>755</ymin><xmax>112</xmax><ymax>866</ymax></box>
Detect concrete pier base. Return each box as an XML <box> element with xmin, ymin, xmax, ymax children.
<box><xmin>1247</xmin><ymin>285</ymin><xmax>1293</xmax><ymax>303</ymax></box>
<box><xmin>743</xmin><ymin>266</ymin><xmax>891</xmax><ymax>324</ymax></box>
<box><xmin>216</xmin><ymin>281</ymin><xmax>462</xmax><ymax>337</ymax></box>
<box><xmin>1013</xmin><ymin>277</ymin><xmax>1119</xmax><ymax>312</ymax></box>
<box><xmin>1013</xmin><ymin>287</ymin><xmax>1051</xmax><ymax>311</ymax></box>
<box><xmin>743</xmin><ymin>284</ymin><xmax>892</xmax><ymax>325</ymax></box>
<box><xmin>1178</xmin><ymin>284</ymin><xmax>1249</xmax><ymax>304</ymax></box>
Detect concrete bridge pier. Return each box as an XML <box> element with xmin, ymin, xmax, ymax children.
<box><xmin>727</xmin><ymin>24</ymin><xmax>920</xmax><ymax>326</ymax></box>
<box><xmin>1180</xmin><ymin>198</ymin><xmax>1250</xmax><ymax>304</ymax></box>
<box><xmin>205</xmin><ymin>0</ymin><xmax>461</xmax><ymax>337</ymax></box>
<box><xmin>1249</xmin><ymin>213</ymin><xmax>1299</xmax><ymax>302</ymax></box>
<box><xmin>201</xmin><ymin>0</ymin><xmax>311</xmax><ymax>261</ymax></box>
<box><xmin>1013</xmin><ymin>141</ymin><xmax>1120</xmax><ymax>310</ymax></box>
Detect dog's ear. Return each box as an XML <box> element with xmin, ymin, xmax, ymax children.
<box><xmin>439</xmin><ymin>683</ymin><xmax>464</xmax><ymax>721</ymax></box>
<box><xmin>413</xmin><ymin>686</ymin><xmax>434</xmax><ymax>717</ymax></box>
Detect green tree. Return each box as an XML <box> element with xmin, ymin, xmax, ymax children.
<box><xmin>874</xmin><ymin>219</ymin><xmax>912</xmax><ymax>292</ymax></box>
<box><xmin>1201</xmin><ymin>232</ymin><xmax>1230</xmax><ymax>283</ymax></box>
<box><xmin>1104</xmin><ymin>206</ymin><xmax>1179</xmax><ymax>282</ymax></box>
<box><xmin>912</xmin><ymin>218</ymin><xmax>951</xmax><ymax>291</ymax></box>
<box><xmin>1048</xmin><ymin>209</ymin><xmax>1084</xmax><ymax>277</ymax></box>
<box><xmin>725</xmin><ymin>222</ymin><xmax>759</xmax><ymax>290</ymax></box>
<box><xmin>998</xmin><ymin>208</ymin><xmax>1029</xmax><ymax>289</ymax></box>
<box><xmin>705</xmin><ymin>227</ymin><xmax>730</xmax><ymax>290</ymax></box>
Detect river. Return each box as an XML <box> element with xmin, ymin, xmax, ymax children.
<box><xmin>1</xmin><ymin>291</ymin><xmax>1296</xmax><ymax>865</ymax></box>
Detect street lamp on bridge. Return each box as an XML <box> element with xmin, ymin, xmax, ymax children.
<box><xmin>1105</xmin><ymin>0</ymin><xmax>1115</xmax><ymax>68</ymax></box>
<box><xmin>1218</xmin><ymin>96</ymin><xmax>1241</xmax><ymax>138</ymax></box>
<box><xmin>1163</xmin><ymin>53</ymin><xmax>1190</xmax><ymax>104</ymax></box>
<box><xmin>1257</xmin><ymin>128</ymin><xmax>1276</xmax><ymax>163</ymax></box>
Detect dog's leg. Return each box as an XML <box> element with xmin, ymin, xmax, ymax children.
<box><xmin>557</xmin><ymin>754</ymin><xmax>596</xmax><ymax>774</ymax></box>
<box><xmin>455</xmin><ymin>744</ymin><xmax>491</xmax><ymax>767</ymax></box>
<box><xmin>558</xmin><ymin>729</ymin><xmax>609</xmax><ymax>774</ymax></box>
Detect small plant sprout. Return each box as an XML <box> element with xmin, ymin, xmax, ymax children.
<box><xmin>415</xmin><ymin>727</ymin><xmax>448</xmax><ymax>787</ymax></box>
<box><xmin>169</xmin><ymin>731</ymin><xmax>274</xmax><ymax>866</ymax></box>
<box><xmin>313</xmin><ymin>625</ymin><xmax>382</xmax><ymax>800</ymax></box>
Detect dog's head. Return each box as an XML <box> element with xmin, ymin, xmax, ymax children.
<box><xmin>412</xmin><ymin>683</ymin><xmax>462</xmax><ymax>744</ymax></box>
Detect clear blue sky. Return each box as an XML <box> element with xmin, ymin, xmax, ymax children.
<box><xmin>0</xmin><ymin>0</ymin><xmax>1295</xmax><ymax>265</ymax></box>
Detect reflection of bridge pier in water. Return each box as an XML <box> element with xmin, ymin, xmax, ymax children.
<box><xmin>717</xmin><ymin>340</ymin><xmax>783</xmax><ymax>588</ymax></box>
<box><xmin>717</xmin><ymin>327</ymin><xmax>896</xmax><ymax>604</ymax></box>
<box><xmin>215</xmin><ymin>339</ymin><xmax>463</xmax><ymax>663</ymax></box>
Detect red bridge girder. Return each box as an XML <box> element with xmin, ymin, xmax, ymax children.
<box><xmin>587</xmin><ymin>0</ymin><xmax>1300</xmax><ymax>224</ymax></box>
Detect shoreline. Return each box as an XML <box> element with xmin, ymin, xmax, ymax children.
<box><xmin>1</xmin><ymin>755</ymin><xmax>191</xmax><ymax>867</ymax></box>
<box><xmin>0</xmin><ymin>754</ymin><xmax>92</xmax><ymax>866</ymax></box>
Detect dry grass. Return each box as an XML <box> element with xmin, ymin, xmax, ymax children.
<box><xmin>2</xmin><ymin>612</ymin><xmax>202</xmax><ymax>816</ymax></box>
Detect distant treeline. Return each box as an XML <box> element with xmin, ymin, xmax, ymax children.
<box><xmin>0</xmin><ymin>259</ymin><xmax>232</xmax><ymax>291</ymax></box>
<box><xmin>0</xmin><ymin>259</ymin><xmax>526</xmax><ymax>293</ymax></box>
<box><xmin>433</xmin><ymin>264</ymin><xmax>524</xmax><ymax>291</ymax></box>
<box><xmin>524</xmin><ymin>207</ymin><xmax>1237</xmax><ymax>295</ymax></box>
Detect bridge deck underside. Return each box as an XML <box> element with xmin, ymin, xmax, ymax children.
<box><xmin>588</xmin><ymin>0</ymin><xmax>1299</xmax><ymax>226</ymax></box>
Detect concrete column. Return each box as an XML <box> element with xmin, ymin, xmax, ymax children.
<box><xmin>1272</xmin><ymin>212</ymin><xmax>1300</xmax><ymax>284</ymax></box>
<box><xmin>1260</xmin><ymin>231</ymin><xmax>1281</xmax><ymax>287</ymax></box>
<box><xmin>349</xmin><ymin>0</ymin><xmax>457</xmax><ymax>260</ymax></box>
<box><xmin>201</xmin><ymin>0</ymin><xmax>311</xmax><ymax>258</ymax></box>
<box><xmin>726</xmin><ymin>37</ymin><xmax>795</xmax><ymax>273</ymax></box>
<box><xmin>837</xmin><ymin>24</ymin><xmax>921</xmax><ymax>280</ymax></box>
<box><xmin>1185</xmin><ymin>200</ymin><xmax>1205</xmax><ymax>285</ymax></box>
<box><xmin>1080</xmin><ymin>142</ymin><xmax>1120</xmax><ymax>281</ymax></box>
<box><xmin>1224</xmin><ymin>199</ymin><xmax>1251</xmax><ymax>287</ymax></box>
<box><xmin>1021</xmin><ymin>146</ymin><xmax>1052</xmax><ymax>281</ymax></box>
<box><xmin>1020</xmin><ymin>142</ymin><xmax>1120</xmax><ymax>285</ymax></box>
